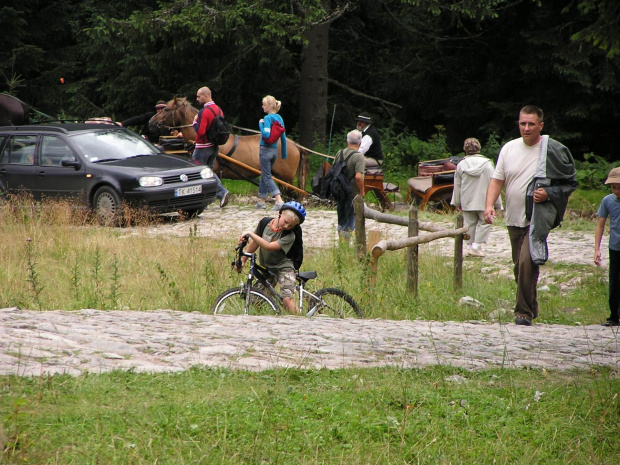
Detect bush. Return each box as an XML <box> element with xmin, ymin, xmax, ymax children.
<box><xmin>575</xmin><ymin>152</ymin><xmax>618</xmax><ymax>190</ymax></box>
<box><xmin>381</xmin><ymin>126</ymin><xmax>452</xmax><ymax>181</ymax></box>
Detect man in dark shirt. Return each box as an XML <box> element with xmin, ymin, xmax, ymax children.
<box><xmin>355</xmin><ymin>112</ymin><xmax>384</xmax><ymax>168</ymax></box>
<box><xmin>121</xmin><ymin>100</ymin><xmax>168</xmax><ymax>142</ymax></box>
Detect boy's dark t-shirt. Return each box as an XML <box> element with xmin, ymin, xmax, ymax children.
<box><xmin>254</xmin><ymin>220</ymin><xmax>295</xmax><ymax>271</ymax></box>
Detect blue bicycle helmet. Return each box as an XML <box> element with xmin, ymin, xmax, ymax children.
<box><xmin>279</xmin><ymin>201</ymin><xmax>306</xmax><ymax>224</ymax></box>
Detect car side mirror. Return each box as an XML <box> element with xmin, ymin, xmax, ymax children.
<box><xmin>61</xmin><ymin>158</ymin><xmax>81</xmax><ymax>170</ymax></box>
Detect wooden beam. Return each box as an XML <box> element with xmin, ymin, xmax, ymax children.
<box><xmin>363</xmin><ymin>205</ymin><xmax>441</xmax><ymax>232</ymax></box>
<box><xmin>217</xmin><ymin>153</ymin><xmax>308</xmax><ymax>196</ymax></box>
<box><xmin>371</xmin><ymin>226</ymin><xmax>469</xmax><ymax>259</ymax></box>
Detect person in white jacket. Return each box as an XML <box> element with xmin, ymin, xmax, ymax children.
<box><xmin>451</xmin><ymin>138</ymin><xmax>502</xmax><ymax>257</ymax></box>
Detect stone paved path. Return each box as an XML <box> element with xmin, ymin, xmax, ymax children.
<box><xmin>1</xmin><ymin>203</ymin><xmax>618</xmax><ymax>377</ymax></box>
<box><xmin>1</xmin><ymin>308</ymin><xmax>618</xmax><ymax>376</ymax></box>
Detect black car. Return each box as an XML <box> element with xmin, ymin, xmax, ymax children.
<box><xmin>0</xmin><ymin>123</ymin><xmax>217</xmax><ymax>221</ymax></box>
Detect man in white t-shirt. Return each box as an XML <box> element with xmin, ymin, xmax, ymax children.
<box><xmin>484</xmin><ymin>105</ymin><xmax>575</xmax><ymax>326</ymax></box>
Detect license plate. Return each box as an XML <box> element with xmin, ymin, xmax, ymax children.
<box><xmin>175</xmin><ymin>185</ymin><xmax>202</xmax><ymax>197</ymax></box>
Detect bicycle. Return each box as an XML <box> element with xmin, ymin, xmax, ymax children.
<box><xmin>212</xmin><ymin>237</ymin><xmax>363</xmax><ymax>318</ymax></box>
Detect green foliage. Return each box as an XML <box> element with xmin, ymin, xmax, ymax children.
<box><xmin>567</xmin><ymin>187</ymin><xmax>606</xmax><ymax>217</ymax></box>
<box><xmin>382</xmin><ymin>126</ymin><xmax>452</xmax><ymax>180</ymax></box>
<box><xmin>24</xmin><ymin>238</ymin><xmax>44</xmax><ymax>311</ymax></box>
<box><xmin>479</xmin><ymin>132</ymin><xmax>503</xmax><ymax>161</ymax></box>
<box><xmin>568</xmin><ymin>0</ymin><xmax>620</xmax><ymax>57</ymax></box>
<box><xmin>575</xmin><ymin>152</ymin><xmax>618</xmax><ymax>190</ymax></box>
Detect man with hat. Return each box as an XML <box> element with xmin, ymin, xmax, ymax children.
<box><xmin>594</xmin><ymin>167</ymin><xmax>620</xmax><ymax>326</ymax></box>
<box><xmin>121</xmin><ymin>100</ymin><xmax>169</xmax><ymax>143</ymax></box>
<box><xmin>355</xmin><ymin>112</ymin><xmax>384</xmax><ymax>168</ymax></box>
<box><xmin>484</xmin><ymin>105</ymin><xmax>577</xmax><ymax>327</ymax></box>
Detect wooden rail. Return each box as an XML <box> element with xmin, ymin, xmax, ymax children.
<box><xmin>217</xmin><ymin>153</ymin><xmax>308</xmax><ymax>196</ymax></box>
<box><xmin>353</xmin><ymin>196</ymin><xmax>468</xmax><ymax>294</ymax></box>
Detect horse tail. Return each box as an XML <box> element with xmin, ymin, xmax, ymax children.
<box><xmin>295</xmin><ymin>145</ymin><xmax>309</xmax><ymax>200</ymax></box>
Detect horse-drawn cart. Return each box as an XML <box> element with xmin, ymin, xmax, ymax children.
<box><xmin>405</xmin><ymin>158</ymin><xmax>459</xmax><ymax>210</ymax></box>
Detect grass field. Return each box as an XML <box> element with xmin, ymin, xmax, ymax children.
<box><xmin>2</xmin><ymin>367</ymin><xmax>619</xmax><ymax>464</ymax></box>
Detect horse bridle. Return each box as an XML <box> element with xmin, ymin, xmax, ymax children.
<box><xmin>154</xmin><ymin>101</ymin><xmax>194</xmax><ymax>131</ymax></box>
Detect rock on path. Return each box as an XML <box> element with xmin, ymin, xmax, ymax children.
<box><xmin>1</xmin><ymin>308</ymin><xmax>618</xmax><ymax>376</ymax></box>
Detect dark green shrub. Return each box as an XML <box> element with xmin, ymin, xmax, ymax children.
<box><xmin>382</xmin><ymin>126</ymin><xmax>452</xmax><ymax>180</ymax></box>
<box><xmin>575</xmin><ymin>152</ymin><xmax>618</xmax><ymax>190</ymax></box>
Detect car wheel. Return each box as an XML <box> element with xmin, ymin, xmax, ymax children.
<box><xmin>94</xmin><ymin>186</ymin><xmax>122</xmax><ymax>225</ymax></box>
<box><xmin>181</xmin><ymin>207</ymin><xmax>204</xmax><ymax>219</ymax></box>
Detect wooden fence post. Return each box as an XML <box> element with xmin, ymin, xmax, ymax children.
<box><xmin>354</xmin><ymin>195</ymin><xmax>366</xmax><ymax>261</ymax></box>
<box><xmin>454</xmin><ymin>214</ymin><xmax>464</xmax><ymax>289</ymax></box>
<box><xmin>367</xmin><ymin>230</ymin><xmax>382</xmax><ymax>253</ymax></box>
<box><xmin>406</xmin><ymin>204</ymin><xmax>419</xmax><ymax>297</ymax></box>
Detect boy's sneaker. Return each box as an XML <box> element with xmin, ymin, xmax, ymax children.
<box><xmin>272</xmin><ymin>202</ymin><xmax>284</xmax><ymax>211</ymax></box>
<box><xmin>255</xmin><ymin>201</ymin><xmax>266</xmax><ymax>209</ymax></box>
<box><xmin>602</xmin><ymin>319</ymin><xmax>620</xmax><ymax>327</ymax></box>
<box><xmin>467</xmin><ymin>248</ymin><xmax>484</xmax><ymax>257</ymax></box>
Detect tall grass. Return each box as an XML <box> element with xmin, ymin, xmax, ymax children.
<box><xmin>0</xmin><ymin>194</ymin><xmax>609</xmax><ymax>324</ymax></box>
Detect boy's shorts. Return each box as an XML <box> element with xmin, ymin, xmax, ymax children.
<box><xmin>257</xmin><ymin>269</ymin><xmax>296</xmax><ymax>299</ymax></box>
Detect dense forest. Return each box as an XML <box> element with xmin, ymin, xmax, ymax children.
<box><xmin>1</xmin><ymin>0</ymin><xmax>619</xmax><ymax>160</ymax></box>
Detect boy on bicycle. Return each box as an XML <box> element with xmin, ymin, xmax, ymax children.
<box><xmin>239</xmin><ymin>201</ymin><xmax>306</xmax><ymax>315</ymax></box>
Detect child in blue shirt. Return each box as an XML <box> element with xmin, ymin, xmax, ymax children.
<box><xmin>594</xmin><ymin>167</ymin><xmax>620</xmax><ymax>326</ymax></box>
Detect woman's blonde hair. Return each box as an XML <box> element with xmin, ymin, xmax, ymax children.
<box><xmin>262</xmin><ymin>95</ymin><xmax>281</xmax><ymax>113</ymax></box>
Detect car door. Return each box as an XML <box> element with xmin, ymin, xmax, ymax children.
<box><xmin>0</xmin><ymin>134</ymin><xmax>39</xmax><ymax>196</ymax></box>
<box><xmin>35</xmin><ymin>135</ymin><xmax>87</xmax><ymax>200</ymax></box>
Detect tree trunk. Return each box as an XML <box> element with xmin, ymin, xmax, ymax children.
<box><xmin>299</xmin><ymin>19</ymin><xmax>329</xmax><ymax>148</ymax></box>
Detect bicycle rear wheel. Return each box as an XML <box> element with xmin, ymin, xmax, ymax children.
<box><xmin>212</xmin><ymin>287</ymin><xmax>280</xmax><ymax>316</ymax></box>
<box><xmin>307</xmin><ymin>288</ymin><xmax>363</xmax><ymax>318</ymax></box>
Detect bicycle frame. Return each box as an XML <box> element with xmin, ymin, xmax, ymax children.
<box><xmin>235</xmin><ymin>241</ymin><xmax>282</xmax><ymax>305</ymax></box>
<box><xmin>234</xmin><ymin>241</ymin><xmax>321</xmax><ymax>315</ymax></box>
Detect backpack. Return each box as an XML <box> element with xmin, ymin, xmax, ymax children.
<box><xmin>205</xmin><ymin>106</ymin><xmax>230</xmax><ymax>146</ymax></box>
<box><xmin>262</xmin><ymin>120</ymin><xmax>286</xmax><ymax>145</ymax></box>
<box><xmin>258</xmin><ymin>217</ymin><xmax>303</xmax><ymax>270</ymax></box>
<box><xmin>310</xmin><ymin>162</ymin><xmax>327</xmax><ymax>195</ymax></box>
<box><xmin>319</xmin><ymin>148</ymin><xmax>356</xmax><ymax>202</ymax></box>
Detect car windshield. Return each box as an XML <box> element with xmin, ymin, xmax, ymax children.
<box><xmin>70</xmin><ymin>129</ymin><xmax>160</xmax><ymax>163</ymax></box>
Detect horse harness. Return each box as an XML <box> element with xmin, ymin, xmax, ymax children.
<box><xmin>154</xmin><ymin>101</ymin><xmax>194</xmax><ymax>131</ymax></box>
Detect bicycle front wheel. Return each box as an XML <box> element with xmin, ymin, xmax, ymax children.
<box><xmin>307</xmin><ymin>288</ymin><xmax>363</xmax><ymax>318</ymax></box>
<box><xmin>212</xmin><ymin>287</ymin><xmax>280</xmax><ymax>316</ymax></box>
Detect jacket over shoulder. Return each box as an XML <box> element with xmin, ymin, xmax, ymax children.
<box><xmin>528</xmin><ymin>135</ymin><xmax>578</xmax><ymax>265</ymax></box>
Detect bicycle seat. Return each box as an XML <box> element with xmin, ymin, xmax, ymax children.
<box><xmin>297</xmin><ymin>271</ymin><xmax>317</xmax><ymax>283</ymax></box>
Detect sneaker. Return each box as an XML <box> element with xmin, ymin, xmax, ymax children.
<box><xmin>255</xmin><ymin>201</ymin><xmax>266</xmax><ymax>210</ymax></box>
<box><xmin>602</xmin><ymin>319</ymin><xmax>620</xmax><ymax>327</ymax></box>
<box><xmin>467</xmin><ymin>248</ymin><xmax>484</xmax><ymax>257</ymax></box>
<box><xmin>272</xmin><ymin>202</ymin><xmax>284</xmax><ymax>211</ymax></box>
<box><xmin>220</xmin><ymin>191</ymin><xmax>230</xmax><ymax>208</ymax></box>
<box><xmin>515</xmin><ymin>316</ymin><xmax>532</xmax><ymax>326</ymax></box>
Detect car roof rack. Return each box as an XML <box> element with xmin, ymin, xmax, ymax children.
<box><xmin>0</xmin><ymin>121</ymin><xmax>123</xmax><ymax>133</ymax></box>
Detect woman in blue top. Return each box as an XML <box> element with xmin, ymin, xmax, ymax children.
<box><xmin>256</xmin><ymin>95</ymin><xmax>287</xmax><ymax>210</ymax></box>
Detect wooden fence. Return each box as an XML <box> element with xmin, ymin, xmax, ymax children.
<box><xmin>353</xmin><ymin>196</ymin><xmax>468</xmax><ymax>297</ymax></box>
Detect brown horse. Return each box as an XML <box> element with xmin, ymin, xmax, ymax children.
<box><xmin>149</xmin><ymin>97</ymin><xmax>308</xmax><ymax>192</ymax></box>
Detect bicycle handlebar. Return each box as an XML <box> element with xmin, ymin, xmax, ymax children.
<box><xmin>232</xmin><ymin>237</ymin><xmax>255</xmax><ymax>273</ymax></box>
